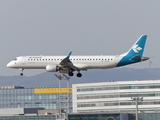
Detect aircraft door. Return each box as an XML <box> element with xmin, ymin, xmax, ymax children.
<box><xmin>114</xmin><ymin>55</ymin><xmax>119</xmax><ymax>65</ymax></box>
<box><xmin>22</xmin><ymin>56</ymin><xmax>26</xmax><ymax>65</ymax></box>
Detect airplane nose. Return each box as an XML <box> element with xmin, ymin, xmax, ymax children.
<box><xmin>7</xmin><ymin>62</ymin><xmax>14</xmax><ymax>68</ymax></box>
<box><xmin>7</xmin><ymin>62</ymin><xmax>11</xmax><ymax>67</ymax></box>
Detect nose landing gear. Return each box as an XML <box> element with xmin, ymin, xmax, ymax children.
<box><xmin>20</xmin><ymin>68</ymin><xmax>24</xmax><ymax>76</ymax></box>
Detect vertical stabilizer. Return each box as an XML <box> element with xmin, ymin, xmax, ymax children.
<box><xmin>123</xmin><ymin>35</ymin><xmax>147</xmax><ymax>57</ymax></box>
<box><xmin>117</xmin><ymin>35</ymin><xmax>148</xmax><ymax>67</ymax></box>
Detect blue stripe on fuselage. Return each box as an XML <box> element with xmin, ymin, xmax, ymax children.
<box><xmin>116</xmin><ymin>56</ymin><xmax>141</xmax><ymax>67</ymax></box>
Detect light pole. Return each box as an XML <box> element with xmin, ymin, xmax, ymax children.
<box><xmin>55</xmin><ymin>74</ymin><xmax>70</xmax><ymax>113</ymax></box>
<box><xmin>131</xmin><ymin>97</ymin><xmax>143</xmax><ymax>120</ymax></box>
<box><xmin>55</xmin><ymin>74</ymin><xmax>70</xmax><ymax>120</ymax></box>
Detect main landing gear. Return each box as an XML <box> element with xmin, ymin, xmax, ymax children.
<box><xmin>77</xmin><ymin>72</ymin><xmax>82</xmax><ymax>77</ymax></box>
<box><xmin>68</xmin><ymin>71</ymin><xmax>82</xmax><ymax>77</ymax></box>
<box><xmin>68</xmin><ymin>71</ymin><xmax>74</xmax><ymax>76</ymax></box>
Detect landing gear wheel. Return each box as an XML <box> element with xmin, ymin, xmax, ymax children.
<box><xmin>68</xmin><ymin>72</ymin><xmax>74</xmax><ymax>76</ymax></box>
<box><xmin>77</xmin><ymin>73</ymin><xmax>82</xmax><ymax>77</ymax></box>
<box><xmin>20</xmin><ymin>68</ymin><xmax>24</xmax><ymax>76</ymax></box>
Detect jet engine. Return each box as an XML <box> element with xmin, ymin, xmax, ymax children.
<box><xmin>46</xmin><ymin>65</ymin><xmax>59</xmax><ymax>72</ymax></box>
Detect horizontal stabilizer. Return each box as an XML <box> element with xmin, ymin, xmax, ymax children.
<box><xmin>130</xmin><ymin>55</ymin><xmax>141</xmax><ymax>60</ymax></box>
<box><xmin>141</xmin><ymin>57</ymin><xmax>149</xmax><ymax>61</ymax></box>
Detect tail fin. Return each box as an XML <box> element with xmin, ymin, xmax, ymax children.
<box><xmin>122</xmin><ymin>35</ymin><xmax>147</xmax><ymax>57</ymax></box>
<box><xmin>117</xmin><ymin>35</ymin><xmax>148</xmax><ymax>67</ymax></box>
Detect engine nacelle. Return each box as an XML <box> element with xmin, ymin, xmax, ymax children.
<box><xmin>46</xmin><ymin>65</ymin><xmax>59</xmax><ymax>72</ymax></box>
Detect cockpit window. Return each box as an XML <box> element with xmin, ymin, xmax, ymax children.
<box><xmin>13</xmin><ymin>59</ymin><xmax>17</xmax><ymax>61</ymax></box>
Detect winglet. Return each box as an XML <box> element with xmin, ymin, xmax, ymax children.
<box><xmin>65</xmin><ymin>51</ymin><xmax>72</xmax><ymax>59</ymax></box>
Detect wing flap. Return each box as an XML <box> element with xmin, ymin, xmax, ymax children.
<box><xmin>59</xmin><ymin>52</ymin><xmax>90</xmax><ymax>71</ymax></box>
<box><xmin>59</xmin><ymin>52</ymin><xmax>77</xmax><ymax>71</ymax></box>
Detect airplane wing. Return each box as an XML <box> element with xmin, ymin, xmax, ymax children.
<box><xmin>59</xmin><ymin>52</ymin><xmax>78</xmax><ymax>71</ymax></box>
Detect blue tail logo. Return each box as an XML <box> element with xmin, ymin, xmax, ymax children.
<box><xmin>117</xmin><ymin>35</ymin><xmax>147</xmax><ymax>67</ymax></box>
<box><xmin>132</xmin><ymin>45</ymin><xmax>142</xmax><ymax>53</ymax></box>
<box><xmin>125</xmin><ymin>35</ymin><xmax>147</xmax><ymax>57</ymax></box>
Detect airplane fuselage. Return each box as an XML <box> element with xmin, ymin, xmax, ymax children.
<box><xmin>8</xmin><ymin>55</ymin><xmax>121</xmax><ymax>72</ymax></box>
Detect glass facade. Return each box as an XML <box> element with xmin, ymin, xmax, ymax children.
<box><xmin>69</xmin><ymin>113</ymin><xmax>160</xmax><ymax>120</ymax></box>
<box><xmin>0</xmin><ymin>87</ymin><xmax>72</xmax><ymax>111</ymax></box>
<box><xmin>68</xmin><ymin>113</ymin><xmax>120</xmax><ymax>120</ymax></box>
<box><xmin>77</xmin><ymin>83</ymin><xmax>160</xmax><ymax>92</ymax></box>
<box><xmin>129</xmin><ymin>113</ymin><xmax>160</xmax><ymax>120</ymax></box>
<box><xmin>0</xmin><ymin>113</ymin><xmax>159</xmax><ymax>120</ymax></box>
<box><xmin>0</xmin><ymin>88</ymin><xmax>58</xmax><ymax>109</ymax></box>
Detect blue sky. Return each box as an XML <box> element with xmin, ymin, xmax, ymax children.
<box><xmin>1</xmin><ymin>0</ymin><xmax>159</xmax><ymax>76</ymax></box>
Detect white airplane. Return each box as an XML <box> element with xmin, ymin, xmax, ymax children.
<box><xmin>7</xmin><ymin>35</ymin><xmax>149</xmax><ymax>77</ymax></box>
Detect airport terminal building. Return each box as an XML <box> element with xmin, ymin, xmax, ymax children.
<box><xmin>72</xmin><ymin>80</ymin><xmax>160</xmax><ymax>113</ymax></box>
<box><xmin>1</xmin><ymin>80</ymin><xmax>160</xmax><ymax>119</ymax></box>
<box><xmin>0</xmin><ymin>86</ymin><xmax>72</xmax><ymax>113</ymax></box>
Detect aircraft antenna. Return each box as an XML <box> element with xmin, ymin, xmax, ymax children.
<box><xmin>149</xmin><ymin>57</ymin><xmax>154</xmax><ymax>69</ymax></box>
